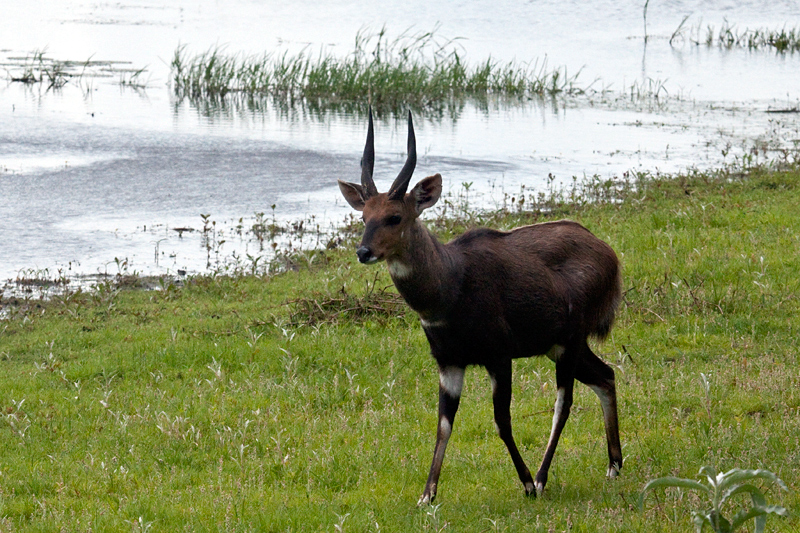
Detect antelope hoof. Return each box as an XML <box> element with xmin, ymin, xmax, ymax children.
<box><xmin>417</xmin><ymin>486</ymin><xmax>436</xmax><ymax>507</ymax></box>
<box><xmin>607</xmin><ymin>463</ymin><xmax>622</xmax><ymax>479</ymax></box>
<box><xmin>524</xmin><ymin>481</ymin><xmax>536</xmax><ymax>497</ymax></box>
<box><xmin>534</xmin><ymin>471</ymin><xmax>548</xmax><ymax>497</ymax></box>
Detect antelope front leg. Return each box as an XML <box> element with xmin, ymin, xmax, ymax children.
<box><xmin>419</xmin><ymin>365</ymin><xmax>464</xmax><ymax>506</ymax></box>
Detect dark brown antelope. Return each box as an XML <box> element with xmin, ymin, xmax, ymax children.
<box><xmin>338</xmin><ymin>109</ymin><xmax>623</xmax><ymax>505</ymax></box>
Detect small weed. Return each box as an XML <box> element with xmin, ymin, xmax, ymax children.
<box><xmin>640</xmin><ymin>466</ymin><xmax>788</xmax><ymax>532</ymax></box>
<box><xmin>14</xmin><ymin>267</ymin><xmax>70</xmax><ymax>291</ymax></box>
<box><xmin>3</xmin><ymin>399</ymin><xmax>31</xmax><ymax>439</ymax></box>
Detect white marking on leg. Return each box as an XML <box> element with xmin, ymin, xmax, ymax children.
<box><xmin>545</xmin><ymin>344</ymin><xmax>565</xmax><ymax>362</ymax></box>
<box><xmin>439</xmin><ymin>366</ymin><xmax>464</xmax><ymax>398</ymax></box>
<box><xmin>387</xmin><ymin>259</ymin><xmax>413</xmax><ymax>279</ymax></box>
<box><xmin>493</xmin><ymin>421</ymin><xmax>501</xmax><ymax>437</ymax></box>
<box><xmin>549</xmin><ymin>387</ymin><xmax>567</xmax><ymax>438</ymax></box>
<box><xmin>439</xmin><ymin>416</ymin><xmax>452</xmax><ymax>439</ymax></box>
<box><xmin>588</xmin><ymin>384</ymin><xmax>613</xmax><ymax>413</ymax></box>
<box><xmin>421</xmin><ymin>318</ymin><xmax>447</xmax><ymax>328</ymax></box>
<box><xmin>538</xmin><ymin>386</ymin><xmax>569</xmax><ymax>487</ymax></box>
<box><xmin>589</xmin><ymin>383</ymin><xmax>622</xmax><ymax>479</ymax></box>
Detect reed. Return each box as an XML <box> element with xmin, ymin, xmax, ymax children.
<box><xmin>671</xmin><ymin>19</ymin><xmax>800</xmax><ymax>53</ymax></box>
<box><xmin>4</xmin><ymin>49</ymin><xmax>150</xmax><ymax>90</ymax></box>
<box><xmin>171</xmin><ymin>28</ymin><xmax>582</xmax><ymax>109</ymax></box>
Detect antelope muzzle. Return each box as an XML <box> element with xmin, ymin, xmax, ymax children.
<box><xmin>356</xmin><ymin>246</ymin><xmax>376</xmax><ymax>264</ymax></box>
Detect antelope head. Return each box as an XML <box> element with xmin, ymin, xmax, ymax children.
<box><xmin>338</xmin><ymin>109</ymin><xmax>442</xmax><ymax>264</ymax></box>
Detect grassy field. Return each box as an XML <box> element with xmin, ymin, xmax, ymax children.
<box><xmin>1</xmin><ymin>165</ymin><xmax>799</xmax><ymax>532</ymax></box>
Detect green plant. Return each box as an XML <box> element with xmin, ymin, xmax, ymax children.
<box><xmin>170</xmin><ymin>27</ymin><xmax>582</xmax><ymax>110</ymax></box>
<box><xmin>674</xmin><ymin>19</ymin><xmax>800</xmax><ymax>53</ymax></box>
<box><xmin>5</xmin><ymin>48</ymin><xmax>150</xmax><ymax>91</ymax></box>
<box><xmin>639</xmin><ymin>466</ymin><xmax>788</xmax><ymax>532</ymax></box>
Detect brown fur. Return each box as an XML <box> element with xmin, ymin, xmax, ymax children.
<box><xmin>339</xmin><ymin>112</ymin><xmax>623</xmax><ymax>504</ymax></box>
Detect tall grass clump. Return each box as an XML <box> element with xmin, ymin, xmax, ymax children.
<box><xmin>171</xmin><ymin>27</ymin><xmax>581</xmax><ymax>109</ymax></box>
<box><xmin>670</xmin><ymin>19</ymin><xmax>800</xmax><ymax>53</ymax></box>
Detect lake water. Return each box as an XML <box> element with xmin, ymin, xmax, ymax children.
<box><xmin>1</xmin><ymin>0</ymin><xmax>799</xmax><ymax>288</ymax></box>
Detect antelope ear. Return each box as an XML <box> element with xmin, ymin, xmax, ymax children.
<box><xmin>338</xmin><ymin>180</ymin><xmax>368</xmax><ymax>211</ymax></box>
<box><xmin>410</xmin><ymin>173</ymin><xmax>442</xmax><ymax>213</ymax></box>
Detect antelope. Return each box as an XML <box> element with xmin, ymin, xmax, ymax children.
<box><xmin>338</xmin><ymin>109</ymin><xmax>623</xmax><ymax>505</ymax></box>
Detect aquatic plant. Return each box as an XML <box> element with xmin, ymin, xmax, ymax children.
<box><xmin>670</xmin><ymin>19</ymin><xmax>800</xmax><ymax>53</ymax></box>
<box><xmin>6</xmin><ymin>49</ymin><xmax>71</xmax><ymax>88</ymax></box>
<box><xmin>170</xmin><ymin>27</ymin><xmax>582</xmax><ymax>109</ymax></box>
<box><xmin>4</xmin><ymin>49</ymin><xmax>150</xmax><ymax>90</ymax></box>
<box><xmin>118</xmin><ymin>67</ymin><xmax>150</xmax><ymax>89</ymax></box>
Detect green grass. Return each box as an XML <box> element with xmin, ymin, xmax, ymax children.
<box><xmin>171</xmin><ymin>27</ymin><xmax>581</xmax><ymax>111</ymax></box>
<box><xmin>1</xmin><ymin>164</ymin><xmax>800</xmax><ymax>531</ymax></box>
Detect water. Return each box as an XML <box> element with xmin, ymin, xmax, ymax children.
<box><xmin>1</xmin><ymin>0</ymin><xmax>799</xmax><ymax>287</ymax></box>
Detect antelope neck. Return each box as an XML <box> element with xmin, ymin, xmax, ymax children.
<box><xmin>389</xmin><ymin>221</ymin><xmax>460</xmax><ymax>319</ymax></box>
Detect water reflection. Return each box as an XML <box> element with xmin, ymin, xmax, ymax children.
<box><xmin>1</xmin><ymin>0</ymin><xmax>799</xmax><ymax>284</ymax></box>
<box><xmin>173</xmin><ymin>88</ymin><xmax>567</xmax><ymax>126</ymax></box>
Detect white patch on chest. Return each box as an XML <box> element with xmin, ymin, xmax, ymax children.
<box><xmin>387</xmin><ymin>259</ymin><xmax>413</xmax><ymax>279</ymax></box>
<box><xmin>420</xmin><ymin>318</ymin><xmax>447</xmax><ymax>328</ymax></box>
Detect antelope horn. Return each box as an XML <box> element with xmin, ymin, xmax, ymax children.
<box><xmin>360</xmin><ymin>107</ymin><xmax>378</xmax><ymax>198</ymax></box>
<box><xmin>388</xmin><ymin>111</ymin><xmax>416</xmax><ymax>200</ymax></box>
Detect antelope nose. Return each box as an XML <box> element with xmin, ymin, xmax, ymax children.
<box><xmin>356</xmin><ymin>246</ymin><xmax>374</xmax><ymax>264</ymax></box>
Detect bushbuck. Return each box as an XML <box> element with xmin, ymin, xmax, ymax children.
<box><xmin>338</xmin><ymin>110</ymin><xmax>622</xmax><ymax>505</ymax></box>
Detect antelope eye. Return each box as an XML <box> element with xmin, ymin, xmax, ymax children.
<box><xmin>386</xmin><ymin>215</ymin><xmax>402</xmax><ymax>226</ymax></box>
